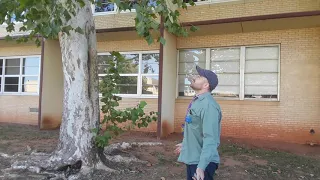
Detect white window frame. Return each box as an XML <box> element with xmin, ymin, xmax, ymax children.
<box><xmin>177</xmin><ymin>44</ymin><xmax>281</xmax><ymax>101</ymax></box>
<box><xmin>92</xmin><ymin>0</ymin><xmax>139</xmax><ymax>16</ymax></box>
<box><xmin>98</xmin><ymin>50</ymin><xmax>159</xmax><ymax>98</ymax></box>
<box><xmin>0</xmin><ymin>55</ymin><xmax>41</xmax><ymax>96</ymax></box>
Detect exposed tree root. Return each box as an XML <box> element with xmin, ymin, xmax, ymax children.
<box><xmin>1</xmin><ymin>141</ymin><xmax>162</xmax><ymax>179</ymax></box>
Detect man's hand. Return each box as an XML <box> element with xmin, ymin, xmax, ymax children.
<box><xmin>192</xmin><ymin>168</ymin><xmax>205</xmax><ymax>180</ymax></box>
<box><xmin>174</xmin><ymin>143</ymin><xmax>182</xmax><ymax>155</ymax></box>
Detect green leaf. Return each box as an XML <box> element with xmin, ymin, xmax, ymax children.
<box><xmin>146</xmin><ymin>35</ymin><xmax>153</xmax><ymax>45</ymax></box>
<box><xmin>75</xmin><ymin>27</ymin><xmax>84</xmax><ymax>34</ymax></box>
<box><xmin>5</xmin><ymin>35</ymin><xmax>13</xmax><ymax>41</ymax></box>
<box><xmin>159</xmin><ymin>37</ymin><xmax>166</xmax><ymax>45</ymax></box>
<box><xmin>61</xmin><ymin>25</ymin><xmax>73</xmax><ymax>35</ymax></box>
<box><xmin>190</xmin><ymin>25</ymin><xmax>199</xmax><ymax>32</ymax></box>
<box><xmin>77</xmin><ymin>0</ymin><xmax>86</xmax><ymax>7</ymax></box>
<box><xmin>139</xmin><ymin>101</ymin><xmax>147</xmax><ymax>108</ymax></box>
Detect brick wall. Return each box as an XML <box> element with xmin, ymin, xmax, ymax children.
<box><xmin>93</xmin><ymin>0</ymin><xmax>320</xmax><ymax>30</ymax></box>
<box><xmin>97</xmin><ymin>39</ymin><xmax>159</xmax><ymax>52</ymax></box>
<box><xmin>100</xmin><ymin>98</ymin><xmax>158</xmax><ymax>132</ymax></box>
<box><xmin>175</xmin><ymin>27</ymin><xmax>320</xmax><ymax>144</ymax></box>
<box><xmin>179</xmin><ymin>0</ymin><xmax>320</xmax><ymax>22</ymax></box>
<box><xmin>0</xmin><ymin>96</ymin><xmax>39</xmax><ymax>125</ymax></box>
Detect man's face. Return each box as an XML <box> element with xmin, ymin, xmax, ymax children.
<box><xmin>189</xmin><ymin>75</ymin><xmax>209</xmax><ymax>91</ymax></box>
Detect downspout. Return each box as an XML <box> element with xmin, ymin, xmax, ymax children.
<box><xmin>38</xmin><ymin>38</ymin><xmax>45</xmax><ymax>129</ymax></box>
<box><xmin>157</xmin><ymin>15</ymin><xmax>164</xmax><ymax>139</ymax></box>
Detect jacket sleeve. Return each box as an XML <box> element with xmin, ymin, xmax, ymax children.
<box><xmin>197</xmin><ymin>104</ymin><xmax>220</xmax><ymax>170</ymax></box>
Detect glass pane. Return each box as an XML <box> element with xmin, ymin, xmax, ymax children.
<box><xmin>245</xmin><ymin>85</ymin><xmax>278</xmax><ymax>95</ymax></box>
<box><xmin>23</xmin><ymin>57</ymin><xmax>40</xmax><ymax>67</ymax></box>
<box><xmin>4</xmin><ymin>85</ymin><xmax>19</xmax><ymax>92</ymax></box>
<box><xmin>5</xmin><ymin>67</ymin><xmax>20</xmax><ymax>75</ymax></box>
<box><xmin>147</xmin><ymin>0</ymin><xmax>157</xmax><ymax>6</ymax></box>
<box><xmin>22</xmin><ymin>76</ymin><xmax>38</xmax><ymax>84</ymax></box>
<box><xmin>117</xmin><ymin>76</ymin><xmax>138</xmax><ymax>94</ymax></box>
<box><xmin>246</xmin><ymin>46</ymin><xmax>279</xmax><ymax>60</ymax></box>
<box><xmin>22</xmin><ymin>84</ymin><xmax>38</xmax><ymax>93</ymax></box>
<box><xmin>178</xmin><ymin>75</ymin><xmax>191</xmax><ymax>85</ymax></box>
<box><xmin>5</xmin><ymin>77</ymin><xmax>19</xmax><ymax>85</ymax></box>
<box><xmin>245</xmin><ymin>73</ymin><xmax>278</xmax><ymax>86</ymax></box>
<box><xmin>213</xmin><ymin>85</ymin><xmax>239</xmax><ymax>98</ymax></box>
<box><xmin>97</xmin><ymin>55</ymin><xmax>113</xmax><ymax>65</ymax></box>
<box><xmin>0</xmin><ymin>67</ymin><xmax>2</xmax><ymax>75</ymax></box>
<box><xmin>216</xmin><ymin>73</ymin><xmax>240</xmax><ymax>86</ymax></box>
<box><xmin>0</xmin><ymin>59</ymin><xmax>3</xmax><ymax>67</ymax></box>
<box><xmin>179</xmin><ymin>62</ymin><xmax>205</xmax><ymax>74</ymax></box>
<box><xmin>0</xmin><ymin>77</ymin><xmax>1</xmax><ymax>91</ymax></box>
<box><xmin>211</xmin><ymin>61</ymin><xmax>240</xmax><ymax>73</ymax></box>
<box><xmin>5</xmin><ymin>58</ymin><xmax>20</xmax><ymax>66</ymax></box>
<box><xmin>98</xmin><ymin>65</ymin><xmax>109</xmax><ymax>74</ymax></box>
<box><xmin>22</xmin><ymin>67</ymin><xmax>39</xmax><ymax>75</ymax></box>
<box><xmin>178</xmin><ymin>85</ymin><xmax>195</xmax><ymax>97</ymax></box>
<box><xmin>245</xmin><ymin>60</ymin><xmax>278</xmax><ymax>73</ymax></box>
<box><xmin>117</xmin><ymin>54</ymin><xmax>139</xmax><ymax>74</ymax></box>
<box><xmin>179</xmin><ymin>49</ymin><xmax>206</xmax><ymax>63</ymax></box>
<box><xmin>95</xmin><ymin>1</ymin><xmax>115</xmax><ymax>12</ymax></box>
<box><xmin>211</xmin><ymin>48</ymin><xmax>240</xmax><ymax>61</ymax></box>
<box><xmin>142</xmin><ymin>76</ymin><xmax>158</xmax><ymax>95</ymax></box>
<box><xmin>142</xmin><ymin>53</ymin><xmax>159</xmax><ymax>74</ymax></box>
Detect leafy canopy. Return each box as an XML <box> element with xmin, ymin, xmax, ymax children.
<box><xmin>0</xmin><ymin>0</ymin><xmax>198</xmax><ymax>46</ymax></box>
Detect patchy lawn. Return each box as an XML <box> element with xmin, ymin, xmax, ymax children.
<box><xmin>0</xmin><ymin>123</ymin><xmax>319</xmax><ymax>180</ymax></box>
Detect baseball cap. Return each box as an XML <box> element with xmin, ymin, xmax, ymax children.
<box><xmin>196</xmin><ymin>65</ymin><xmax>218</xmax><ymax>91</ymax></box>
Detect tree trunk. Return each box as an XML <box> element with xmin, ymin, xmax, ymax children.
<box><xmin>51</xmin><ymin>0</ymin><xmax>99</xmax><ymax>169</ymax></box>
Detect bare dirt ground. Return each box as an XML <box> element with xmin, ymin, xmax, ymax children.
<box><xmin>0</xmin><ymin>123</ymin><xmax>319</xmax><ymax>180</ymax></box>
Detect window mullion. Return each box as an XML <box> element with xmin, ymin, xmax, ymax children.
<box><xmin>137</xmin><ymin>52</ymin><xmax>142</xmax><ymax>96</ymax></box>
<box><xmin>1</xmin><ymin>59</ymin><xmax>5</xmax><ymax>93</ymax></box>
<box><xmin>19</xmin><ymin>57</ymin><xmax>23</xmax><ymax>93</ymax></box>
<box><xmin>239</xmin><ymin>46</ymin><xmax>245</xmax><ymax>100</ymax></box>
<box><xmin>206</xmin><ymin>48</ymin><xmax>210</xmax><ymax>69</ymax></box>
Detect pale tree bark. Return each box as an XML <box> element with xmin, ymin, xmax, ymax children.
<box><xmin>52</xmin><ymin>0</ymin><xmax>99</xmax><ymax>168</ymax></box>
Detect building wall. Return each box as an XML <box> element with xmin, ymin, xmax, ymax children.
<box><xmin>179</xmin><ymin>0</ymin><xmax>320</xmax><ymax>22</ymax></box>
<box><xmin>0</xmin><ymin>44</ymin><xmax>41</xmax><ymax>125</ymax></box>
<box><xmin>175</xmin><ymin>27</ymin><xmax>320</xmax><ymax>144</ymax></box>
<box><xmin>93</xmin><ymin>0</ymin><xmax>320</xmax><ymax>30</ymax></box>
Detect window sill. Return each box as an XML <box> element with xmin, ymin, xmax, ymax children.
<box><xmin>0</xmin><ymin>93</ymin><xmax>39</xmax><ymax>96</ymax></box>
<box><xmin>99</xmin><ymin>94</ymin><xmax>158</xmax><ymax>99</ymax></box>
<box><xmin>176</xmin><ymin>96</ymin><xmax>279</xmax><ymax>104</ymax></box>
<box><xmin>93</xmin><ymin>10</ymin><xmax>136</xmax><ymax>17</ymax></box>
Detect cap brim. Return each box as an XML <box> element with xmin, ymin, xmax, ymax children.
<box><xmin>196</xmin><ymin>65</ymin><xmax>206</xmax><ymax>77</ymax></box>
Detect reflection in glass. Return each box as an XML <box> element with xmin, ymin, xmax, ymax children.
<box><xmin>142</xmin><ymin>53</ymin><xmax>159</xmax><ymax>74</ymax></box>
<box><xmin>118</xmin><ymin>54</ymin><xmax>139</xmax><ymax>74</ymax></box>
<box><xmin>142</xmin><ymin>76</ymin><xmax>158</xmax><ymax>95</ymax></box>
<box><xmin>117</xmin><ymin>76</ymin><xmax>138</xmax><ymax>94</ymax></box>
<box><xmin>95</xmin><ymin>0</ymin><xmax>115</xmax><ymax>12</ymax></box>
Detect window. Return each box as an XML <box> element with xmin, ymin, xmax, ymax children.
<box><xmin>93</xmin><ymin>0</ymin><xmax>156</xmax><ymax>15</ymax></box>
<box><xmin>0</xmin><ymin>56</ymin><xmax>40</xmax><ymax>94</ymax></box>
<box><xmin>177</xmin><ymin>45</ymin><xmax>280</xmax><ymax>101</ymax></box>
<box><xmin>98</xmin><ymin>51</ymin><xmax>159</xmax><ymax>97</ymax></box>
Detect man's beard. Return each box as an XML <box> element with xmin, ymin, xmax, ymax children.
<box><xmin>190</xmin><ymin>83</ymin><xmax>201</xmax><ymax>91</ymax></box>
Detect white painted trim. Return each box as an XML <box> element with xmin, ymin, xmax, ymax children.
<box><xmin>239</xmin><ymin>46</ymin><xmax>245</xmax><ymax>100</ymax></box>
<box><xmin>205</xmin><ymin>48</ymin><xmax>210</xmax><ymax>69</ymax></box>
<box><xmin>176</xmin><ymin>50</ymin><xmax>180</xmax><ymax>98</ymax></box>
<box><xmin>97</xmin><ymin>50</ymin><xmax>160</xmax><ymax>98</ymax></box>
<box><xmin>177</xmin><ymin>44</ymin><xmax>281</xmax><ymax>101</ymax></box>
<box><xmin>0</xmin><ymin>55</ymin><xmax>41</xmax><ymax>95</ymax></box>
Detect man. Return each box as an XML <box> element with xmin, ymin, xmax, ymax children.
<box><xmin>175</xmin><ymin>65</ymin><xmax>222</xmax><ymax>180</ymax></box>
